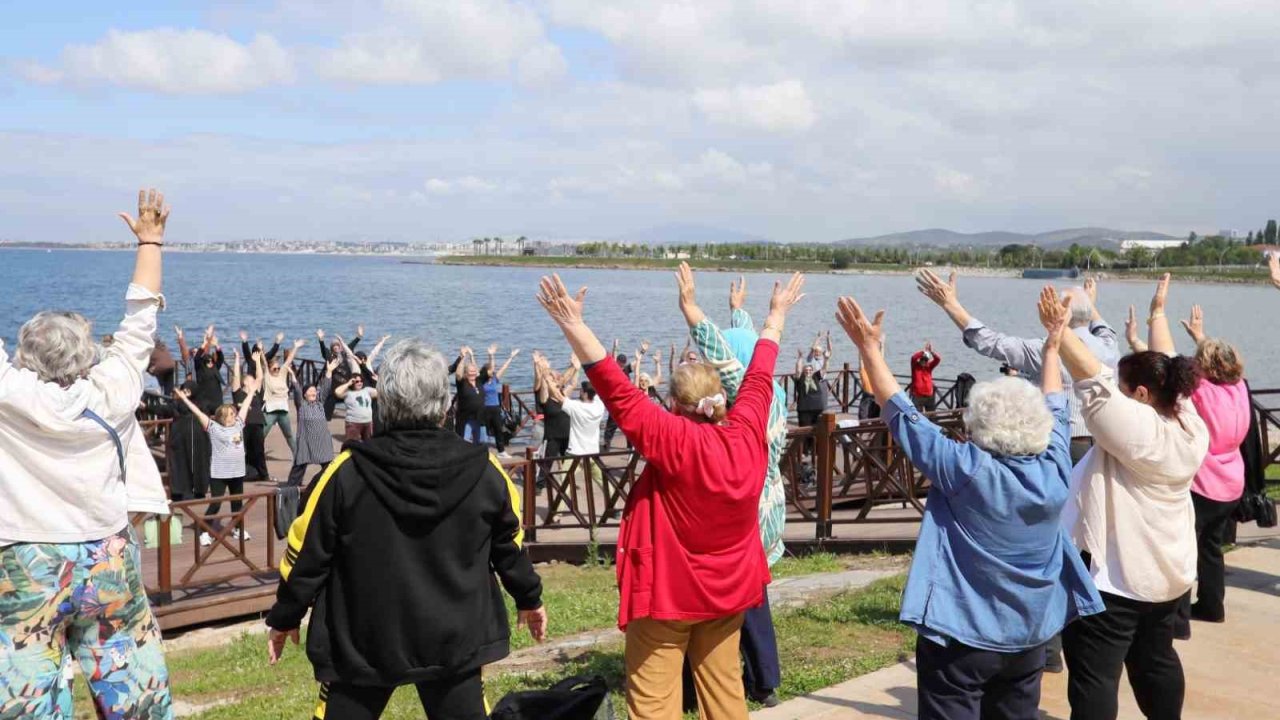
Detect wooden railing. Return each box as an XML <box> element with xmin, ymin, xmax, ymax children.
<box><xmin>501</xmin><ymin>407</ymin><xmax>969</xmax><ymax>542</ymax></box>
<box><xmin>133</xmin><ymin>491</ymin><xmax>279</xmax><ymax>606</ymax></box>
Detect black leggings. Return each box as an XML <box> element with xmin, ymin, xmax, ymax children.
<box><xmin>244</xmin><ymin>423</ymin><xmax>269</xmax><ymax>480</ymax></box>
<box><xmin>204</xmin><ymin>476</ymin><xmax>245</xmax><ymax>529</ymax></box>
<box><xmin>483</xmin><ymin>405</ymin><xmax>506</xmax><ymax>452</ymax></box>
<box><xmin>317</xmin><ymin>670</ymin><xmax>486</xmax><ymax>720</ymax></box>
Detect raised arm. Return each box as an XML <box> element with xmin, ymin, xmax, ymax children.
<box><xmin>349</xmin><ymin>325</ymin><xmax>363</xmax><ymax>351</ymax></box>
<box><xmin>1146</xmin><ymin>273</ymin><xmax>1176</xmax><ymax>355</ymax></box>
<box><xmin>652</xmin><ymin>353</ymin><xmax>663</xmax><ymax>386</ymax></box>
<box><xmin>678</xmin><ymin>263</ymin><xmax>746</xmax><ymax>400</ymax></box>
<box><xmin>1179</xmin><ymin>304</ymin><xmax>1206</xmax><ymax>347</ymax></box>
<box><xmin>316</xmin><ymin>329</ymin><xmax>331</xmax><ymax>362</ymax></box>
<box><xmin>495</xmin><ymin>349</ymin><xmax>520</xmax><ymax>380</ymax></box>
<box><xmin>252</xmin><ymin>349</ymin><xmax>265</xmax><ymax>381</ymax></box>
<box><xmin>117</xmin><ymin>188</ymin><xmax>165</xmax><ymax>294</ymax></box>
<box><xmin>916</xmin><ymin>269</ymin><xmax>973</xmax><ymax>330</ymax></box>
<box><xmin>85</xmin><ymin>189</ymin><xmax>168</xmax><ymax>420</ymax></box>
<box><xmin>836</xmin><ymin>297</ymin><xmax>898</xmax><ymax>405</ymax></box>
<box><xmin>366</xmin><ymin>334</ymin><xmax>391</xmax><ymax>368</ymax></box>
<box><xmin>838</xmin><ymin>295</ymin><xmax>984</xmax><ymax>496</ymax></box>
<box><xmin>267</xmin><ymin>332</ymin><xmax>283</xmax><ymax>362</ymax></box>
<box><xmin>231</xmin><ymin>349</ymin><xmax>243</xmax><ymax>392</ymax></box>
<box><xmin>821</xmin><ymin>331</ymin><xmax>833</xmax><ymax>373</ymax></box>
<box><xmin>1037</xmin><ymin>286</ymin><xmax>1067</xmax><ymax>396</ymax></box>
<box><xmin>723</xmin><ymin>275</ymin><xmax>804</xmax><ymax>430</ymax></box>
<box><xmin>285</xmin><ymin>338</ymin><xmax>306</xmax><ymax>367</ymax></box>
<box><xmin>175</xmin><ymin>326</ymin><xmax>191</xmax><ymax>375</ymax></box>
<box><xmin>236</xmin><ymin>376</ymin><xmax>259</xmax><ymax>423</ymax></box>
<box><xmin>174</xmin><ymin>387</ymin><xmax>211</xmax><ymax>430</ymax></box>
<box><xmin>1124</xmin><ymin>305</ymin><xmax>1149</xmax><ymax>353</ymax></box>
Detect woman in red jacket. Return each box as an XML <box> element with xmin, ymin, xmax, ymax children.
<box><xmin>536</xmin><ymin>267</ymin><xmax>805</xmax><ymax>720</ymax></box>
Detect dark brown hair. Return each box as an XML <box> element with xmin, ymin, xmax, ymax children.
<box><xmin>1117</xmin><ymin>351</ymin><xmax>1201</xmax><ymax>417</ymax></box>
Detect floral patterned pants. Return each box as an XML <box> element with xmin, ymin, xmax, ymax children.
<box><xmin>0</xmin><ymin>527</ymin><xmax>172</xmax><ymax>719</ymax></box>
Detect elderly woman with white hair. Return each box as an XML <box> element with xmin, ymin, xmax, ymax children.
<box><xmin>266</xmin><ymin>338</ymin><xmax>546</xmax><ymax>720</ymax></box>
<box><xmin>835</xmin><ymin>289</ymin><xmax>1104</xmax><ymax>720</ymax></box>
<box><xmin>0</xmin><ymin>189</ymin><xmax>173</xmax><ymax>718</ymax></box>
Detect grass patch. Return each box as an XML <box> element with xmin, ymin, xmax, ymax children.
<box><xmin>71</xmin><ymin>559</ymin><xmax>910</xmax><ymax>718</ymax></box>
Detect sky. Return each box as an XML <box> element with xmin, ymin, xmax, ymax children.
<box><xmin>2</xmin><ymin>0</ymin><xmax>1279</xmax><ymax>244</ymax></box>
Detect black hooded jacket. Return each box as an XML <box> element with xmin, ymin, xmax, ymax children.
<box><xmin>265</xmin><ymin>427</ymin><xmax>542</xmax><ymax>686</ymax></box>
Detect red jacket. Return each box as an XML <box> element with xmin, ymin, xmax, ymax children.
<box><xmin>910</xmin><ymin>351</ymin><xmax>941</xmax><ymax>397</ymax></box>
<box><xmin>586</xmin><ymin>339</ymin><xmax>778</xmax><ymax>630</ymax></box>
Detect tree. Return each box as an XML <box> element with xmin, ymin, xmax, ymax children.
<box><xmin>831</xmin><ymin>250</ymin><xmax>853</xmax><ymax>270</ymax></box>
<box><xmin>1188</xmin><ymin>231</ymin><xmax>1198</xmax><ymax>243</ymax></box>
<box><xmin>1266</xmin><ymin>219</ymin><xmax>1278</xmax><ymax>244</ymax></box>
<box><xmin>1247</xmin><ymin>230</ymin><xmax>1255</xmax><ymax>243</ymax></box>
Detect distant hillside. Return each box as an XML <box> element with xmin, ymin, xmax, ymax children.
<box><xmin>836</xmin><ymin>227</ymin><xmax>1179</xmax><ymax>250</ymax></box>
<box><xmin>617</xmin><ymin>222</ymin><xmax>771</xmax><ymax>246</ymax></box>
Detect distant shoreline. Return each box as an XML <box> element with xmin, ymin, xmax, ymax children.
<box><xmin>437</xmin><ymin>255</ymin><xmax>1275</xmax><ymax>286</ymax></box>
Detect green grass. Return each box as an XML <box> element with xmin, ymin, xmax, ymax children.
<box><xmin>69</xmin><ymin>559</ymin><xmax>909</xmax><ymax>718</ymax></box>
<box><xmin>163</xmin><ymin>574</ymin><xmax>909</xmax><ymax>719</ymax></box>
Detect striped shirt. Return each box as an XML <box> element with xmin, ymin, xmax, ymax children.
<box><xmin>292</xmin><ymin>377</ymin><xmax>336</xmax><ymax>467</ymax></box>
<box><xmin>207</xmin><ymin>419</ymin><xmax>246</xmax><ymax>479</ymax></box>
<box><xmin>691</xmin><ymin>309</ymin><xmax>788</xmax><ymax>567</ymax></box>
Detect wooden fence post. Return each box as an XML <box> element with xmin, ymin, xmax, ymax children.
<box><xmin>522</xmin><ymin>448</ymin><xmax>537</xmax><ymax>544</ymax></box>
<box><xmin>815</xmin><ymin>412</ymin><xmax>836</xmax><ymax>540</ymax></box>
<box><xmin>157</xmin><ymin>514</ymin><xmax>173</xmax><ymax>605</ymax></box>
<box><xmin>841</xmin><ymin>362</ymin><xmax>852</xmax><ymax>413</ymax></box>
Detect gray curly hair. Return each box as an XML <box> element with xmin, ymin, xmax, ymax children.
<box><xmin>963</xmin><ymin>376</ymin><xmax>1055</xmax><ymax>456</ymax></box>
<box><xmin>376</xmin><ymin>339</ymin><xmax>450</xmax><ymax>429</ymax></box>
<box><xmin>15</xmin><ymin>311</ymin><xmax>99</xmax><ymax>387</ymax></box>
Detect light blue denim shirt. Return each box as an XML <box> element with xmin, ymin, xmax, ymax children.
<box><xmin>886</xmin><ymin>390</ymin><xmax>1104</xmax><ymax>652</ymax></box>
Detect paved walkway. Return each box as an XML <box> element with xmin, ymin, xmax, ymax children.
<box><xmin>754</xmin><ymin>537</ymin><xmax>1280</xmax><ymax>719</ymax></box>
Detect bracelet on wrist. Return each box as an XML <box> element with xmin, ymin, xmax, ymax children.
<box><xmin>137</xmin><ymin>240</ymin><xmax>163</xmax><ymax>247</ymax></box>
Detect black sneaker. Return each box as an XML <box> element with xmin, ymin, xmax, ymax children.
<box><xmin>750</xmin><ymin>691</ymin><xmax>781</xmax><ymax>708</ymax></box>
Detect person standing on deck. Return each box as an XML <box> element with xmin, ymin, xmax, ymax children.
<box><xmin>910</xmin><ymin>342</ymin><xmax>942</xmax><ymax>412</ymax></box>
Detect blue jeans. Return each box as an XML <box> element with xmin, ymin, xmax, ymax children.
<box><xmin>462</xmin><ymin>418</ymin><xmax>487</xmax><ymax>445</ymax></box>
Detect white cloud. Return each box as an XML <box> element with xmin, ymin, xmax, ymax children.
<box><xmin>424</xmin><ymin>176</ymin><xmax>500</xmax><ymax>195</ymax></box>
<box><xmin>23</xmin><ymin>29</ymin><xmax>294</xmax><ymax>94</ymax></box>
<box><xmin>693</xmin><ymin>81</ymin><xmax>816</xmax><ymax>132</ymax></box>
<box><xmin>316</xmin><ymin>0</ymin><xmax>564</xmax><ymax>86</ymax></box>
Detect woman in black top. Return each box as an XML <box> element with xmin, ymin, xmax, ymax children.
<box><xmin>166</xmin><ymin>378</ymin><xmax>211</xmax><ymax>501</ymax></box>
<box><xmin>451</xmin><ymin>347</ymin><xmax>486</xmax><ymax>442</ymax></box>
<box><xmin>192</xmin><ymin>331</ymin><xmax>225</xmax><ymax>414</ymax></box>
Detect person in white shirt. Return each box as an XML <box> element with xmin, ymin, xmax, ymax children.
<box><xmin>1046</xmin><ymin>276</ymin><xmax>1209</xmax><ymax>720</ymax></box>
<box><xmin>0</xmin><ymin>189</ymin><xmax>173</xmax><ymax>718</ymax></box>
<box><xmin>563</xmin><ymin>381</ymin><xmax>607</xmax><ymax>485</ymax></box>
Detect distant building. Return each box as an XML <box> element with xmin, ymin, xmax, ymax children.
<box><xmin>1219</xmin><ymin>229</ymin><xmax>1241</xmax><ymax>239</ymax></box>
<box><xmin>1119</xmin><ymin>238</ymin><xmax>1186</xmax><ymax>250</ymax></box>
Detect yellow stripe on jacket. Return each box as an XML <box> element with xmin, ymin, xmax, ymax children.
<box><xmin>281</xmin><ymin>450</ymin><xmax>352</xmax><ymax>581</ymax></box>
<box><xmin>489</xmin><ymin>454</ymin><xmax>524</xmax><ymax>549</ymax></box>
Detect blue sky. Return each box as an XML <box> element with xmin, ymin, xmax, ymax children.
<box><xmin>3</xmin><ymin>1</ymin><xmax>1280</xmax><ymax>244</ymax></box>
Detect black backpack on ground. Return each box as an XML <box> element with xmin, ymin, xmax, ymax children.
<box><xmin>489</xmin><ymin>675</ymin><xmax>611</xmax><ymax>720</ymax></box>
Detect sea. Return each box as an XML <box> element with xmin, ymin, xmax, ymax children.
<box><xmin>3</xmin><ymin>249</ymin><xmax>1278</xmax><ymax>388</ymax></box>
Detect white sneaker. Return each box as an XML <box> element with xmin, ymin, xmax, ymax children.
<box><xmin>199</xmin><ymin>531</ymin><xmax>213</xmax><ymax>547</ymax></box>
<box><xmin>232</xmin><ymin>528</ymin><xmax>253</xmax><ymax>541</ymax></box>
<box><xmin>498</xmin><ymin>451</ymin><xmax>512</xmax><ymax>459</ymax></box>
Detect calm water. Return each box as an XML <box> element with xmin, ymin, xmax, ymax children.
<box><xmin>3</xmin><ymin>249</ymin><xmax>1278</xmax><ymax>388</ymax></box>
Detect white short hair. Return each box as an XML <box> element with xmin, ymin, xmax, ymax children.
<box><xmin>16</xmin><ymin>311</ymin><xmax>98</xmax><ymax>387</ymax></box>
<box><xmin>376</xmin><ymin>339</ymin><xmax>450</xmax><ymax>429</ymax></box>
<box><xmin>1062</xmin><ymin>287</ymin><xmax>1093</xmax><ymax>328</ymax></box>
<box><xmin>963</xmin><ymin>377</ymin><xmax>1055</xmax><ymax>456</ymax></box>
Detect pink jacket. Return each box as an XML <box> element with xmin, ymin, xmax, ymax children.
<box><xmin>1189</xmin><ymin>379</ymin><xmax>1251</xmax><ymax>502</ymax></box>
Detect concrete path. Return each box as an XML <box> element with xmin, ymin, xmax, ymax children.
<box><xmin>754</xmin><ymin>538</ymin><xmax>1280</xmax><ymax>719</ymax></box>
